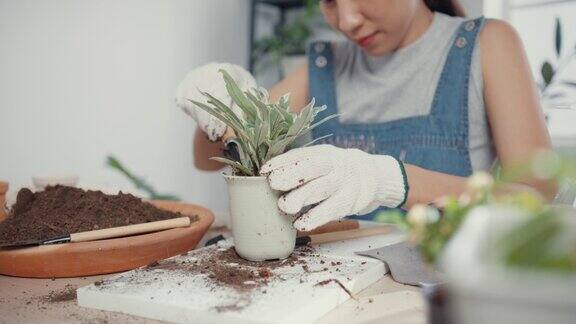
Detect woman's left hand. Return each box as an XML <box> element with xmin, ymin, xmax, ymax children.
<box><xmin>260</xmin><ymin>145</ymin><xmax>408</xmax><ymax>231</ymax></box>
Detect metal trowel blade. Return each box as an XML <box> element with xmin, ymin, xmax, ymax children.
<box><xmin>223</xmin><ymin>138</ymin><xmax>243</xmax><ymax>163</ymax></box>
<box><xmin>0</xmin><ymin>234</ymin><xmax>71</xmax><ymax>248</ymax></box>
<box><xmin>355</xmin><ymin>241</ymin><xmax>442</xmax><ymax>287</ymax></box>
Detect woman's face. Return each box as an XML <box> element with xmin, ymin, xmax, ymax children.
<box><xmin>319</xmin><ymin>0</ymin><xmax>422</xmax><ymax>56</ymax></box>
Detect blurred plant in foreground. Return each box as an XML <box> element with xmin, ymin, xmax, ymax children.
<box><xmin>376</xmin><ymin>151</ymin><xmax>576</xmax><ymax>272</ymax></box>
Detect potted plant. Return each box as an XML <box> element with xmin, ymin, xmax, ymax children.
<box><xmin>377</xmin><ymin>153</ymin><xmax>576</xmax><ymax>324</ymax></box>
<box><xmin>190</xmin><ymin>70</ymin><xmax>335</xmax><ymax>261</ymax></box>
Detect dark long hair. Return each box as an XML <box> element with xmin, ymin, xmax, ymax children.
<box><xmin>423</xmin><ymin>0</ymin><xmax>466</xmax><ymax>17</ymax></box>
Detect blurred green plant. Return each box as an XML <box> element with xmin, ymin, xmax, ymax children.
<box><xmin>540</xmin><ymin>17</ymin><xmax>576</xmax><ymax>98</ymax></box>
<box><xmin>253</xmin><ymin>0</ymin><xmax>322</xmax><ymax>77</ymax></box>
<box><xmin>498</xmin><ymin>208</ymin><xmax>575</xmax><ymax>273</ymax></box>
<box><xmin>106</xmin><ymin>155</ymin><xmax>180</xmax><ymax>201</ymax></box>
<box><xmin>376</xmin><ymin>152</ymin><xmax>576</xmax><ymax>272</ymax></box>
<box><xmin>376</xmin><ymin>172</ymin><xmax>494</xmax><ymax>263</ymax></box>
<box><xmin>190</xmin><ymin>69</ymin><xmax>337</xmax><ymax>176</ymax></box>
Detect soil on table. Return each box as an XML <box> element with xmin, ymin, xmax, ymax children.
<box><xmin>91</xmin><ymin>244</ymin><xmax>356</xmax><ymax>314</ymax></box>
<box><xmin>43</xmin><ymin>284</ymin><xmax>77</xmax><ymax>303</ymax></box>
<box><xmin>146</xmin><ymin>246</ymin><xmax>312</xmax><ymax>291</ymax></box>
<box><xmin>102</xmin><ymin>245</ymin><xmax>321</xmax><ymax>313</ymax></box>
<box><xmin>0</xmin><ymin>185</ymin><xmax>196</xmax><ymax>245</ymax></box>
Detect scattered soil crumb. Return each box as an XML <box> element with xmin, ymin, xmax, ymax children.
<box><xmin>315</xmin><ymin>279</ymin><xmax>355</xmax><ymax>300</ymax></box>
<box><xmin>144</xmin><ymin>246</ymin><xmax>311</xmax><ymax>292</ymax></box>
<box><xmin>44</xmin><ymin>284</ymin><xmax>77</xmax><ymax>303</ymax></box>
<box><xmin>258</xmin><ymin>268</ymin><xmax>272</xmax><ymax>278</ymax></box>
<box><xmin>147</xmin><ymin>261</ymin><xmax>160</xmax><ymax>268</ymax></box>
<box><xmin>95</xmin><ymin>245</ymin><xmax>318</xmax><ymax>313</ymax></box>
<box><xmin>214</xmin><ymin>302</ymin><xmax>247</xmax><ymax>313</ymax></box>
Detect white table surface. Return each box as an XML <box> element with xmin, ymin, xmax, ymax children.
<box><xmin>0</xmin><ymin>227</ymin><xmax>427</xmax><ymax>324</ymax></box>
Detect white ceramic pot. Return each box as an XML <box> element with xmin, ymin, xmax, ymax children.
<box><xmin>224</xmin><ymin>174</ymin><xmax>296</xmax><ymax>261</ymax></box>
<box><xmin>441</xmin><ymin>206</ymin><xmax>576</xmax><ymax>324</ymax></box>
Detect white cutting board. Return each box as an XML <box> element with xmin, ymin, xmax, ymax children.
<box><xmin>77</xmin><ymin>225</ymin><xmax>405</xmax><ymax>324</ymax></box>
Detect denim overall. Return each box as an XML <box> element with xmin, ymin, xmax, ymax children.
<box><xmin>308</xmin><ymin>17</ymin><xmax>485</xmax><ymax>220</ymax></box>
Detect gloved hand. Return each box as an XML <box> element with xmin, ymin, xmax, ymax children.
<box><xmin>260</xmin><ymin>145</ymin><xmax>409</xmax><ymax>231</ymax></box>
<box><xmin>175</xmin><ymin>62</ymin><xmax>257</xmax><ymax>141</ymax></box>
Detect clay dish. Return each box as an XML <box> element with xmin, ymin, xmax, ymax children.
<box><xmin>0</xmin><ymin>200</ymin><xmax>214</xmax><ymax>278</ymax></box>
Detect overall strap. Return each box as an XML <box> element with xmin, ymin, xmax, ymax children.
<box><xmin>430</xmin><ymin>17</ymin><xmax>486</xmax><ymax>132</ymax></box>
<box><xmin>308</xmin><ymin>41</ymin><xmax>340</xmax><ymax>138</ymax></box>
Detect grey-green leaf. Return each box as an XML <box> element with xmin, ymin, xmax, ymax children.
<box><xmin>541</xmin><ymin>62</ymin><xmax>554</xmax><ymax>87</ymax></box>
<box><xmin>210</xmin><ymin>157</ymin><xmax>254</xmax><ymax>176</ymax></box>
<box><xmin>555</xmin><ymin>17</ymin><xmax>562</xmax><ymax>58</ymax></box>
<box><xmin>192</xmin><ymin>70</ymin><xmax>337</xmax><ymax>175</ymax></box>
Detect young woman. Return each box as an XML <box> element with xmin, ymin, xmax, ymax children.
<box><xmin>178</xmin><ymin>0</ymin><xmax>555</xmax><ymax>231</ymax></box>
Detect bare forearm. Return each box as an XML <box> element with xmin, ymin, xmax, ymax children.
<box><xmin>404</xmin><ymin>164</ymin><xmax>467</xmax><ymax>208</ymax></box>
<box><xmin>193</xmin><ymin>128</ymin><xmax>226</xmax><ymax>171</ymax></box>
<box><xmin>403</xmin><ymin>164</ymin><xmax>557</xmax><ymax>209</ymax></box>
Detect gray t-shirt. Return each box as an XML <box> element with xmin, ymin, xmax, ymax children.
<box><xmin>332</xmin><ymin>13</ymin><xmax>496</xmax><ymax>171</ymax></box>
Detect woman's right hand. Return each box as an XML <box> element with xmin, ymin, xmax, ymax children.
<box><xmin>175</xmin><ymin>62</ymin><xmax>256</xmax><ymax>142</ymax></box>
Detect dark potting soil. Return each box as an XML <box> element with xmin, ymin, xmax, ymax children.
<box><xmin>0</xmin><ymin>185</ymin><xmax>194</xmax><ymax>245</ymax></box>
<box><xmin>44</xmin><ymin>284</ymin><xmax>77</xmax><ymax>303</ymax></box>
<box><xmin>146</xmin><ymin>247</ymin><xmax>308</xmax><ymax>291</ymax></box>
<box><xmin>314</xmin><ymin>279</ymin><xmax>355</xmax><ymax>299</ymax></box>
<box><xmin>93</xmin><ymin>245</ymin><xmax>356</xmax><ymax>313</ymax></box>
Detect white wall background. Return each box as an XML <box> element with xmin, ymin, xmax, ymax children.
<box><xmin>509</xmin><ymin>1</ymin><xmax>576</xmax><ymax>89</ymax></box>
<box><xmin>461</xmin><ymin>0</ymin><xmax>484</xmax><ymax>15</ymax></box>
<box><xmin>505</xmin><ymin>0</ymin><xmax>576</xmax><ymax>149</ymax></box>
<box><xmin>0</xmin><ymin>0</ymin><xmax>251</xmax><ymax>218</ymax></box>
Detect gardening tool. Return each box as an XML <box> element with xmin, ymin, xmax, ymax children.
<box><xmin>355</xmin><ymin>241</ymin><xmax>442</xmax><ymax>287</ymax></box>
<box><xmin>223</xmin><ymin>138</ymin><xmax>243</xmax><ymax>163</ymax></box>
<box><xmin>0</xmin><ymin>216</ymin><xmax>192</xmax><ymax>247</ymax></box>
<box><xmin>295</xmin><ymin>225</ymin><xmax>393</xmax><ymax>246</ymax></box>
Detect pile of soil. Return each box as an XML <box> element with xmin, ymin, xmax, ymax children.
<box><xmin>0</xmin><ymin>185</ymin><xmax>193</xmax><ymax>245</ymax></box>
<box><xmin>94</xmin><ymin>245</ymin><xmax>356</xmax><ymax>313</ymax></box>
<box><xmin>43</xmin><ymin>284</ymin><xmax>77</xmax><ymax>303</ymax></box>
<box><xmin>147</xmin><ymin>246</ymin><xmax>308</xmax><ymax>291</ymax></box>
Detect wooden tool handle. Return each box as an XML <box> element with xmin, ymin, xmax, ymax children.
<box><xmin>297</xmin><ymin>220</ymin><xmax>360</xmax><ymax>237</ymax></box>
<box><xmin>309</xmin><ymin>225</ymin><xmax>393</xmax><ymax>245</ymax></box>
<box><xmin>70</xmin><ymin>216</ymin><xmax>191</xmax><ymax>243</ymax></box>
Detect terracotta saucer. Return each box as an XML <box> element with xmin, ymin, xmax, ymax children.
<box><xmin>0</xmin><ymin>200</ymin><xmax>214</xmax><ymax>278</ymax></box>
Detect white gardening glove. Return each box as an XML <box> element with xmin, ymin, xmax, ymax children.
<box><xmin>260</xmin><ymin>145</ymin><xmax>409</xmax><ymax>231</ymax></box>
<box><xmin>175</xmin><ymin>62</ymin><xmax>257</xmax><ymax>141</ymax></box>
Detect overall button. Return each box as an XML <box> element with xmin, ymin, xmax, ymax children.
<box><xmin>315</xmin><ymin>56</ymin><xmax>328</xmax><ymax>68</ymax></box>
<box><xmin>314</xmin><ymin>42</ymin><xmax>326</xmax><ymax>53</ymax></box>
<box><xmin>455</xmin><ymin>37</ymin><xmax>468</xmax><ymax>48</ymax></box>
<box><xmin>465</xmin><ymin>21</ymin><xmax>476</xmax><ymax>31</ymax></box>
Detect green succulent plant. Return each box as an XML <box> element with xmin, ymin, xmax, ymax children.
<box><xmin>189</xmin><ymin>69</ymin><xmax>337</xmax><ymax>176</ymax></box>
